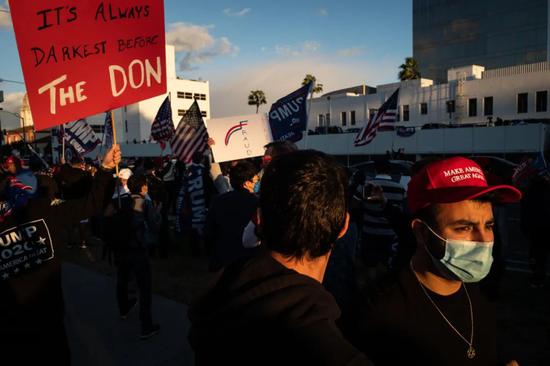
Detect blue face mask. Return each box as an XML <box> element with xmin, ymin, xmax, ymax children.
<box><xmin>253</xmin><ymin>180</ymin><xmax>261</xmax><ymax>194</ymax></box>
<box><xmin>422</xmin><ymin>222</ymin><xmax>494</xmax><ymax>283</ymax></box>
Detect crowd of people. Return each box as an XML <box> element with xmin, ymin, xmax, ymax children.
<box><xmin>0</xmin><ymin>138</ymin><xmax>548</xmax><ymax>365</ymax></box>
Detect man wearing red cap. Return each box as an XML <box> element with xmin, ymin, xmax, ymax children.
<box><xmin>356</xmin><ymin>156</ymin><xmax>521</xmax><ymax>366</ymax></box>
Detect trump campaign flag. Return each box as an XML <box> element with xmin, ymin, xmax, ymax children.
<box><xmin>354</xmin><ymin>88</ymin><xmax>399</xmax><ymax>146</ymax></box>
<box><xmin>64</xmin><ymin>119</ymin><xmax>101</xmax><ymax>155</ymax></box>
<box><xmin>268</xmin><ymin>82</ymin><xmax>312</xmax><ymax>143</ymax></box>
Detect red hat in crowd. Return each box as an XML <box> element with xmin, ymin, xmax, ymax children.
<box><xmin>407</xmin><ymin>156</ymin><xmax>522</xmax><ymax>213</ymax></box>
<box><xmin>4</xmin><ymin>155</ymin><xmax>20</xmax><ymax>166</ymax></box>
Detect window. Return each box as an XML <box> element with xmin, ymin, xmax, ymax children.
<box><xmin>420</xmin><ymin>103</ymin><xmax>428</xmax><ymax>115</ymax></box>
<box><xmin>325</xmin><ymin>113</ymin><xmax>331</xmax><ymax>125</ymax></box>
<box><xmin>402</xmin><ymin>105</ymin><xmax>409</xmax><ymax>121</ymax></box>
<box><xmin>194</xmin><ymin>93</ymin><xmax>207</xmax><ymax>101</ymax></box>
<box><xmin>517</xmin><ymin>93</ymin><xmax>528</xmax><ymax>113</ymax></box>
<box><xmin>350</xmin><ymin>111</ymin><xmax>356</xmax><ymax>126</ymax></box>
<box><xmin>446</xmin><ymin>100</ymin><xmax>455</xmax><ymax>113</ymax></box>
<box><xmin>177</xmin><ymin>92</ymin><xmax>193</xmax><ymax>99</ymax></box>
<box><xmin>318</xmin><ymin>114</ymin><xmax>325</xmax><ymax>126</ymax></box>
<box><xmin>468</xmin><ymin>98</ymin><xmax>477</xmax><ymax>117</ymax></box>
<box><xmin>341</xmin><ymin>112</ymin><xmax>347</xmax><ymax>126</ymax></box>
<box><xmin>536</xmin><ymin>91</ymin><xmax>548</xmax><ymax>112</ymax></box>
<box><xmin>484</xmin><ymin>97</ymin><xmax>493</xmax><ymax>116</ymax></box>
<box><xmin>178</xmin><ymin>109</ymin><xmax>187</xmax><ymax>116</ymax></box>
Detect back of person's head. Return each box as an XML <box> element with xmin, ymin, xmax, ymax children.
<box><xmin>260</xmin><ymin>150</ymin><xmax>348</xmax><ymax>259</ymax></box>
<box><xmin>264</xmin><ymin>141</ymin><xmax>298</xmax><ymax>158</ymax></box>
<box><xmin>127</xmin><ymin>174</ymin><xmax>147</xmax><ymax>195</ymax></box>
<box><xmin>229</xmin><ymin>161</ymin><xmax>258</xmax><ymax>190</ymax></box>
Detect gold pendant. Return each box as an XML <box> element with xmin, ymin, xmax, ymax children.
<box><xmin>467</xmin><ymin>346</ymin><xmax>476</xmax><ymax>359</ymax></box>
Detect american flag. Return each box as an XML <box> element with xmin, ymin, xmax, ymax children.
<box><xmin>151</xmin><ymin>96</ymin><xmax>175</xmax><ymax>146</ymax></box>
<box><xmin>171</xmin><ymin>100</ymin><xmax>208</xmax><ymax>163</ymax></box>
<box><xmin>354</xmin><ymin>88</ymin><xmax>399</xmax><ymax>146</ymax></box>
<box><xmin>103</xmin><ymin>111</ymin><xmax>114</xmax><ymax>149</ymax></box>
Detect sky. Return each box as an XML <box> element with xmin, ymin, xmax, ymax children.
<box><xmin>0</xmin><ymin>0</ymin><xmax>412</xmax><ymax>117</ymax></box>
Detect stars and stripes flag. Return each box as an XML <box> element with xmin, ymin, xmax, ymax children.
<box><xmin>150</xmin><ymin>96</ymin><xmax>175</xmax><ymax>149</ymax></box>
<box><xmin>103</xmin><ymin>111</ymin><xmax>114</xmax><ymax>149</ymax></box>
<box><xmin>354</xmin><ymin>88</ymin><xmax>399</xmax><ymax>146</ymax></box>
<box><xmin>171</xmin><ymin>100</ymin><xmax>208</xmax><ymax>163</ymax></box>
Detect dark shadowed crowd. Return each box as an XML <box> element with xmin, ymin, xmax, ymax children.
<box><xmin>1</xmin><ymin>140</ymin><xmax>548</xmax><ymax>366</ymax></box>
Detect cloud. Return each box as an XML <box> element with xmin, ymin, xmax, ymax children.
<box><xmin>0</xmin><ymin>91</ymin><xmax>25</xmax><ymax>113</ymax></box>
<box><xmin>275</xmin><ymin>41</ymin><xmax>320</xmax><ymax>57</ymax></box>
<box><xmin>207</xmin><ymin>57</ymin><xmax>397</xmax><ymax>118</ymax></box>
<box><xmin>317</xmin><ymin>8</ymin><xmax>328</xmax><ymax>16</ymax></box>
<box><xmin>0</xmin><ymin>2</ymin><xmax>12</xmax><ymax>28</ymax></box>
<box><xmin>223</xmin><ymin>8</ymin><xmax>251</xmax><ymax>17</ymax></box>
<box><xmin>166</xmin><ymin>22</ymin><xmax>239</xmax><ymax>71</ymax></box>
<box><xmin>337</xmin><ymin>47</ymin><xmax>364</xmax><ymax>57</ymax></box>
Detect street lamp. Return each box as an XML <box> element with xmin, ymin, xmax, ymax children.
<box><xmin>0</xmin><ymin>78</ymin><xmax>25</xmax><ymax>85</ymax></box>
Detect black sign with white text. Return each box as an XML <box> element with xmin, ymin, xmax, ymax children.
<box><xmin>0</xmin><ymin>219</ymin><xmax>54</xmax><ymax>280</ymax></box>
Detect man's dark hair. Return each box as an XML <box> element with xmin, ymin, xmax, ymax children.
<box><xmin>229</xmin><ymin>161</ymin><xmax>258</xmax><ymax>190</ymax></box>
<box><xmin>263</xmin><ymin>141</ymin><xmax>298</xmax><ymax>158</ymax></box>
<box><xmin>260</xmin><ymin>150</ymin><xmax>348</xmax><ymax>259</ymax></box>
<box><xmin>127</xmin><ymin>174</ymin><xmax>148</xmax><ymax>195</ymax></box>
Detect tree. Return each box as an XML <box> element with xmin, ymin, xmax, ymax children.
<box><xmin>248</xmin><ymin>90</ymin><xmax>267</xmax><ymax>113</ymax></box>
<box><xmin>302</xmin><ymin>74</ymin><xmax>323</xmax><ymax>95</ymax></box>
<box><xmin>398</xmin><ymin>57</ymin><xmax>421</xmax><ymax>81</ymax></box>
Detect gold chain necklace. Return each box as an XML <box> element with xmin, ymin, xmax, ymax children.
<box><xmin>410</xmin><ymin>261</ymin><xmax>476</xmax><ymax>359</ymax></box>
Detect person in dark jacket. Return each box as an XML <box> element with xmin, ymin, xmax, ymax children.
<box><xmin>205</xmin><ymin>160</ymin><xmax>259</xmax><ymax>272</ymax></box>
<box><xmin>104</xmin><ymin>174</ymin><xmax>160</xmax><ymax>339</ymax></box>
<box><xmin>189</xmin><ymin>150</ymin><xmax>370</xmax><ymax>366</ymax></box>
<box><xmin>0</xmin><ymin>144</ymin><xmax>120</xmax><ymax>365</ymax></box>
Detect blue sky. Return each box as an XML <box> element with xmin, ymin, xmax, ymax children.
<box><xmin>0</xmin><ymin>0</ymin><xmax>412</xmax><ymax>116</ymax></box>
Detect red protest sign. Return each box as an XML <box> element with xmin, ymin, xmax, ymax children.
<box><xmin>8</xmin><ymin>0</ymin><xmax>167</xmax><ymax>130</ymax></box>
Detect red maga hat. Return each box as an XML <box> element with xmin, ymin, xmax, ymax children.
<box><xmin>407</xmin><ymin>156</ymin><xmax>522</xmax><ymax>213</ymax></box>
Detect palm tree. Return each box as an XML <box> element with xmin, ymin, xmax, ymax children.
<box><xmin>248</xmin><ymin>90</ymin><xmax>267</xmax><ymax>113</ymax></box>
<box><xmin>302</xmin><ymin>74</ymin><xmax>323</xmax><ymax>95</ymax></box>
<box><xmin>398</xmin><ymin>57</ymin><xmax>421</xmax><ymax>81</ymax></box>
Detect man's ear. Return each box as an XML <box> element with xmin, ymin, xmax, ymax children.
<box><xmin>337</xmin><ymin>213</ymin><xmax>350</xmax><ymax>240</ymax></box>
<box><xmin>411</xmin><ymin>218</ymin><xmax>428</xmax><ymax>245</ymax></box>
<box><xmin>244</xmin><ymin>178</ymin><xmax>257</xmax><ymax>193</ymax></box>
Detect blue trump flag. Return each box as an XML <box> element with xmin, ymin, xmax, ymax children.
<box><xmin>268</xmin><ymin>82</ymin><xmax>313</xmax><ymax>142</ymax></box>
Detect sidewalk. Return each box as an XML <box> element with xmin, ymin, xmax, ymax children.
<box><xmin>62</xmin><ymin>262</ymin><xmax>194</xmax><ymax>366</ymax></box>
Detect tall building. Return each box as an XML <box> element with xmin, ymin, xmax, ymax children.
<box><xmin>413</xmin><ymin>0</ymin><xmax>549</xmax><ymax>84</ymax></box>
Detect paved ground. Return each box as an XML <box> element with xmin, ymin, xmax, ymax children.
<box><xmin>62</xmin><ymin>262</ymin><xmax>194</xmax><ymax>366</ymax></box>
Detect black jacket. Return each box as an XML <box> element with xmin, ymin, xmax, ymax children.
<box><xmin>0</xmin><ymin>168</ymin><xmax>113</xmax><ymax>363</ymax></box>
<box><xmin>204</xmin><ymin>188</ymin><xmax>258</xmax><ymax>271</ymax></box>
<box><xmin>188</xmin><ymin>252</ymin><xmax>369</xmax><ymax>366</ymax></box>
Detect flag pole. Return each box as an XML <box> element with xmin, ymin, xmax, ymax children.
<box><xmin>110</xmin><ymin>110</ymin><xmax>120</xmax><ymax>176</ymax></box>
<box><xmin>110</xmin><ymin>110</ymin><xmax>122</xmax><ymax>208</ymax></box>
<box><xmin>304</xmin><ymin>82</ymin><xmax>314</xmax><ymax>149</ymax></box>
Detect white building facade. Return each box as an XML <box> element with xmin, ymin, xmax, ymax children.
<box><xmin>302</xmin><ymin>62</ymin><xmax>550</xmax><ymax>156</ymax></box>
<box><xmin>86</xmin><ymin>45</ymin><xmax>210</xmax><ymax>144</ymax></box>
<box><xmin>309</xmin><ymin>62</ymin><xmax>550</xmax><ymax>131</ymax></box>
